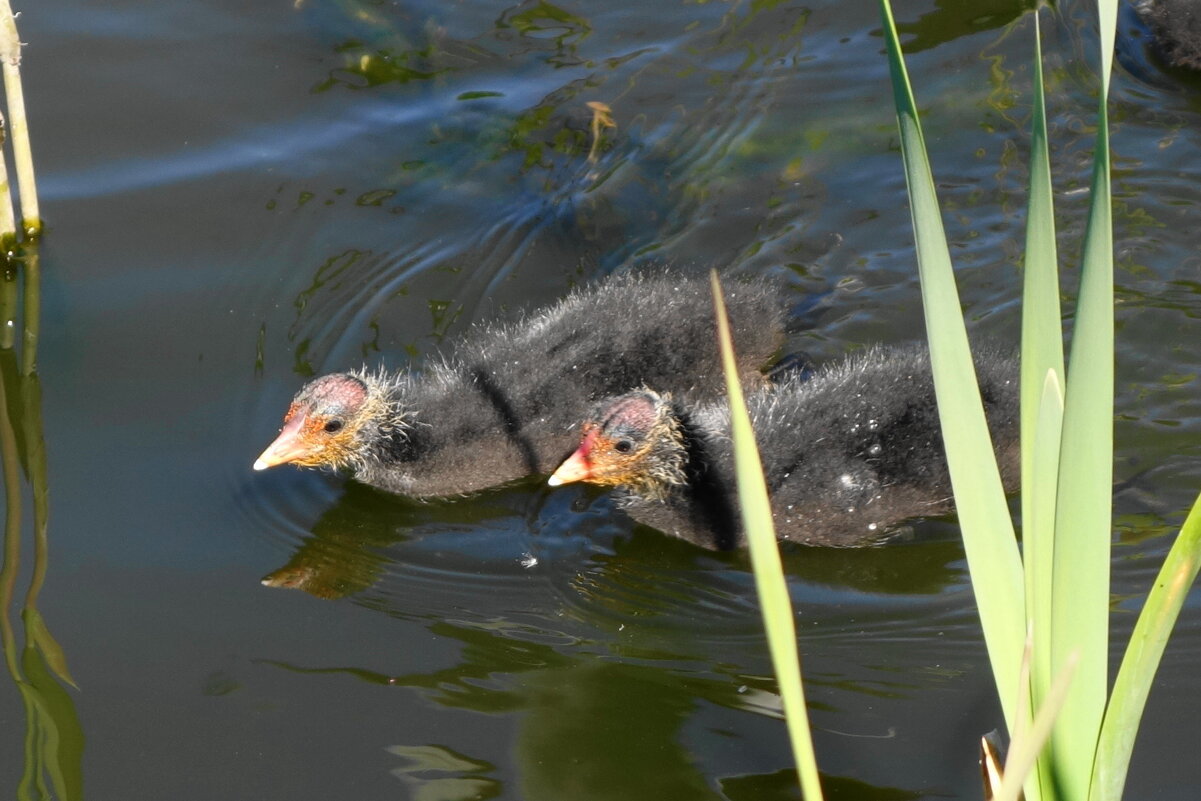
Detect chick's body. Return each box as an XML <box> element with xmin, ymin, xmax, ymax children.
<box><xmin>256</xmin><ymin>272</ymin><xmax>787</xmax><ymax>498</ymax></box>
<box><xmin>551</xmin><ymin>344</ymin><xmax>1019</xmax><ymax>549</ymax></box>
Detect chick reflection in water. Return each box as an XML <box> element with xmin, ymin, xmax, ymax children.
<box><xmin>260</xmin><ymin>482</ymin><xmax>523</xmax><ymax>600</ymax></box>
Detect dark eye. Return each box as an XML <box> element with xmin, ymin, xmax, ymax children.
<box><xmin>614</xmin><ymin>439</ymin><xmax>634</xmax><ymax>454</ymax></box>
<box><xmin>323</xmin><ymin>420</ymin><xmax>344</xmax><ymax>434</ymax></box>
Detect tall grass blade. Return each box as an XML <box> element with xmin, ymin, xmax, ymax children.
<box><xmin>997</xmin><ymin>650</ymin><xmax>1079</xmax><ymax>801</ymax></box>
<box><xmin>1027</xmin><ymin>368</ymin><xmax>1063</xmax><ymax>801</ymax></box>
<box><xmin>1004</xmin><ymin>624</ymin><xmax>1036</xmax><ymax>801</ymax></box>
<box><xmin>1096</xmin><ymin>0</ymin><xmax>1117</xmax><ymax>87</ymax></box>
<box><xmin>1048</xmin><ymin>2</ymin><xmax>1117</xmax><ymax>796</ymax></box>
<box><xmin>1090</xmin><ymin>492</ymin><xmax>1201</xmax><ymax>801</ymax></box>
<box><xmin>710</xmin><ymin>272</ymin><xmax>824</xmax><ymax>801</ymax></box>
<box><xmin>1019</xmin><ymin>8</ymin><xmax>1065</xmax><ymax>721</ymax></box>
<box><xmin>1020</xmin><ymin>21</ymin><xmax>1065</xmax><ymax>794</ymax></box>
<box><xmin>878</xmin><ymin>0</ymin><xmax>1026</xmax><ymax>730</ymax></box>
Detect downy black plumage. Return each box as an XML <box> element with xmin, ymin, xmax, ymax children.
<box><xmin>550</xmin><ymin>344</ymin><xmax>1019</xmax><ymax>549</ymax></box>
<box><xmin>255</xmin><ymin>271</ymin><xmax>787</xmax><ymax>498</ymax></box>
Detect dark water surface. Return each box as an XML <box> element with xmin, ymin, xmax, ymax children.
<box><xmin>3</xmin><ymin>0</ymin><xmax>1200</xmax><ymax>798</ymax></box>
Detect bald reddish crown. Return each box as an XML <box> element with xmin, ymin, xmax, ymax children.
<box><xmin>291</xmin><ymin>373</ymin><xmax>368</xmax><ymax>419</ymax></box>
<box><xmin>593</xmin><ymin>390</ymin><xmax>662</xmax><ymax>440</ymax></box>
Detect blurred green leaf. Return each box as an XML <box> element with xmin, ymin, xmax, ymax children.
<box><xmin>711</xmin><ymin>271</ymin><xmax>823</xmax><ymax>801</ymax></box>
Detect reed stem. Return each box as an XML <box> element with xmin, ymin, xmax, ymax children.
<box><xmin>0</xmin><ymin>1</ymin><xmax>36</xmax><ymax>236</ymax></box>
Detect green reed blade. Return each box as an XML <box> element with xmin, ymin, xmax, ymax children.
<box><xmin>1020</xmin><ymin>23</ymin><xmax>1066</xmax><ymax>794</ymax></box>
<box><xmin>711</xmin><ymin>272</ymin><xmax>824</xmax><ymax>801</ymax></box>
<box><xmin>1091</xmin><ymin>491</ymin><xmax>1201</xmax><ymax>801</ymax></box>
<box><xmin>1020</xmin><ymin>7</ymin><xmax>1065</xmax><ymax>719</ymax></box>
<box><xmin>879</xmin><ymin>0</ymin><xmax>1026</xmax><ymax>731</ymax></box>
<box><xmin>1048</xmin><ymin>2</ymin><xmax>1117</xmax><ymax>796</ymax></box>
<box><xmin>1002</xmin><ymin>623</ymin><xmax>1036</xmax><ymax>801</ymax></box>
<box><xmin>1027</xmin><ymin>368</ymin><xmax>1063</xmax><ymax>784</ymax></box>
<box><xmin>1096</xmin><ymin>0</ymin><xmax>1116</xmax><ymax>89</ymax></box>
<box><xmin>998</xmin><ymin>649</ymin><xmax>1079</xmax><ymax>801</ymax></box>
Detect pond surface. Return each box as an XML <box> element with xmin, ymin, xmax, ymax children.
<box><xmin>2</xmin><ymin>0</ymin><xmax>1200</xmax><ymax>798</ymax></box>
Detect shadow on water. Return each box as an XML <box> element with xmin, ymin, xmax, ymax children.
<box><xmin>0</xmin><ymin>240</ymin><xmax>84</xmax><ymax>800</ymax></box>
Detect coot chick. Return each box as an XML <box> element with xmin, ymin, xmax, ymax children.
<box><xmin>255</xmin><ymin>271</ymin><xmax>786</xmax><ymax>498</ymax></box>
<box><xmin>548</xmin><ymin>344</ymin><xmax>1019</xmax><ymax>549</ymax></box>
<box><xmin>1138</xmin><ymin>0</ymin><xmax>1201</xmax><ymax>70</ymax></box>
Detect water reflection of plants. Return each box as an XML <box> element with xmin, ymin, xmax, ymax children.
<box><xmin>263</xmin><ymin>617</ymin><xmax>923</xmax><ymax>801</ymax></box>
<box><xmin>0</xmin><ymin>4</ymin><xmax>81</xmax><ymax>798</ymax></box>
<box><xmin>300</xmin><ymin>0</ymin><xmax>817</xmax><ymax>180</ymax></box>
<box><xmin>0</xmin><ymin>236</ymin><xmax>83</xmax><ymax>801</ymax></box>
<box><xmin>0</xmin><ymin>237</ymin><xmax>85</xmax><ymax>801</ymax></box>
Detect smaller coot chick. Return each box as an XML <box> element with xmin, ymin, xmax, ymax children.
<box><xmin>549</xmin><ymin>344</ymin><xmax>1019</xmax><ymax>550</ymax></box>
